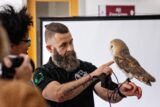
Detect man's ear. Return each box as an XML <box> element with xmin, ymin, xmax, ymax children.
<box><xmin>46</xmin><ymin>44</ymin><xmax>53</xmax><ymax>53</ymax></box>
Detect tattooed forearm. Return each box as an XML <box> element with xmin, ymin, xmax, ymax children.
<box><xmin>82</xmin><ymin>74</ymin><xmax>93</xmax><ymax>88</ymax></box>
<box><xmin>106</xmin><ymin>90</ymin><xmax>123</xmax><ymax>103</ymax></box>
<box><xmin>94</xmin><ymin>82</ymin><xmax>124</xmax><ymax>104</ymax></box>
<box><xmin>59</xmin><ymin>74</ymin><xmax>93</xmax><ymax>100</ymax></box>
<box><xmin>62</xmin><ymin>82</ymin><xmax>80</xmax><ymax>96</ymax></box>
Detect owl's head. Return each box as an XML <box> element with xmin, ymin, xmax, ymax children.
<box><xmin>110</xmin><ymin>39</ymin><xmax>130</xmax><ymax>56</ymax></box>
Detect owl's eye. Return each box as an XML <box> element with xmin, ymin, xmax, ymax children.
<box><xmin>111</xmin><ymin>45</ymin><xmax>113</xmax><ymax>49</ymax></box>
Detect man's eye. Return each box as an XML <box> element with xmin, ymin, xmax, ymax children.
<box><xmin>60</xmin><ymin>43</ymin><xmax>66</xmax><ymax>48</ymax></box>
<box><xmin>70</xmin><ymin>40</ymin><xmax>73</xmax><ymax>44</ymax></box>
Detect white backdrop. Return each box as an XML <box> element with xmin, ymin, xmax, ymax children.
<box><xmin>41</xmin><ymin>17</ymin><xmax>160</xmax><ymax>107</ymax></box>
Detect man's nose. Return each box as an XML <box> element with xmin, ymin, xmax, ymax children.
<box><xmin>67</xmin><ymin>45</ymin><xmax>73</xmax><ymax>51</ymax></box>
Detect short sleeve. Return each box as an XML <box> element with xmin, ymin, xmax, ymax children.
<box><xmin>33</xmin><ymin>68</ymin><xmax>55</xmax><ymax>91</ymax></box>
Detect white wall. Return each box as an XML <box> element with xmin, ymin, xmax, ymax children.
<box><xmin>80</xmin><ymin>0</ymin><xmax>160</xmax><ymax>16</ymax></box>
<box><xmin>48</xmin><ymin>2</ymin><xmax>69</xmax><ymax>17</ymax></box>
<box><xmin>79</xmin><ymin>0</ymin><xmax>86</xmax><ymax>16</ymax></box>
<box><xmin>42</xmin><ymin>18</ymin><xmax>160</xmax><ymax>107</ymax></box>
<box><xmin>0</xmin><ymin>0</ymin><xmax>26</xmax><ymax>10</ymax></box>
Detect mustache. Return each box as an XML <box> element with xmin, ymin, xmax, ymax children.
<box><xmin>64</xmin><ymin>51</ymin><xmax>76</xmax><ymax>58</ymax></box>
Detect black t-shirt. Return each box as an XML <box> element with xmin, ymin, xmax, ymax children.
<box><xmin>33</xmin><ymin>57</ymin><xmax>97</xmax><ymax>107</ymax></box>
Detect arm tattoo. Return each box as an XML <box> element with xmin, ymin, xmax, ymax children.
<box><xmin>62</xmin><ymin>74</ymin><xmax>92</xmax><ymax>96</ymax></box>
<box><xmin>107</xmin><ymin>90</ymin><xmax>124</xmax><ymax>103</ymax></box>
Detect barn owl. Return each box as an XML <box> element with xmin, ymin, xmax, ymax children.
<box><xmin>110</xmin><ymin>39</ymin><xmax>156</xmax><ymax>86</ymax></box>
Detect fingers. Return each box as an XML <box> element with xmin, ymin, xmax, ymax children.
<box><xmin>101</xmin><ymin>60</ymin><xmax>114</xmax><ymax>75</ymax></box>
<box><xmin>19</xmin><ymin>54</ymin><xmax>32</xmax><ymax>71</ymax></box>
<box><xmin>19</xmin><ymin>54</ymin><xmax>30</xmax><ymax>63</ymax></box>
<box><xmin>91</xmin><ymin>60</ymin><xmax>114</xmax><ymax>77</ymax></box>
<box><xmin>128</xmin><ymin>82</ymin><xmax>137</xmax><ymax>92</ymax></box>
<box><xmin>103</xmin><ymin>66</ymin><xmax>113</xmax><ymax>75</ymax></box>
<box><xmin>3</xmin><ymin>56</ymin><xmax>12</xmax><ymax>68</ymax></box>
<box><xmin>135</xmin><ymin>86</ymin><xmax>142</xmax><ymax>99</ymax></box>
<box><xmin>120</xmin><ymin>82</ymin><xmax>142</xmax><ymax>99</ymax></box>
<box><xmin>103</xmin><ymin>60</ymin><xmax>114</xmax><ymax>66</ymax></box>
<box><xmin>120</xmin><ymin>83</ymin><xmax>133</xmax><ymax>92</ymax></box>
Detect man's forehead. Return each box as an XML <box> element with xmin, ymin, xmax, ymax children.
<box><xmin>54</xmin><ymin>32</ymin><xmax>72</xmax><ymax>41</ymax></box>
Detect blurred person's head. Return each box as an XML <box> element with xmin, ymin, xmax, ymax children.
<box><xmin>0</xmin><ymin>5</ymin><xmax>33</xmax><ymax>55</ymax></box>
<box><xmin>0</xmin><ymin>23</ymin><xmax>33</xmax><ymax>81</ymax></box>
<box><xmin>45</xmin><ymin>22</ymin><xmax>80</xmax><ymax>72</ymax></box>
<box><xmin>0</xmin><ymin>24</ymin><xmax>10</xmax><ymax>62</ymax></box>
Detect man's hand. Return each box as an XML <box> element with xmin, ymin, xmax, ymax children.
<box><xmin>119</xmin><ymin>82</ymin><xmax>142</xmax><ymax>99</ymax></box>
<box><xmin>90</xmin><ymin>60</ymin><xmax>114</xmax><ymax>78</ymax></box>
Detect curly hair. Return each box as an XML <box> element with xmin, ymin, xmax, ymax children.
<box><xmin>0</xmin><ymin>5</ymin><xmax>33</xmax><ymax>45</ymax></box>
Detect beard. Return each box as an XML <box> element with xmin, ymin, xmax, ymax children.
<box><xmin>52</xmin><ymin>49</ymin><xmax>80</xmax><ymax>72</ymax></box>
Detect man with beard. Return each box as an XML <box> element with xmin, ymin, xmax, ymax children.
<box><xmin>33</xmin><ymin>22</ymin><xmax>142</xmax><ymax>107</ymax></box>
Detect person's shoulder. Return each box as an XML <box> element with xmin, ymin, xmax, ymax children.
<box><xmin>0</xmin><ymin>80</ymin><xmax>48</xmax><ymax>107</ymax></box>
<box><xmin>0</xmin><ymin>80</ymin><xmax>37</xmax><ymax>95</ymax></box>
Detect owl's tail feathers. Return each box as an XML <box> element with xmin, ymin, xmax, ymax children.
<box><xmin>134</xmin><ymin>67</ymin><xmax>156</xmax><ymax>86</ymax></box>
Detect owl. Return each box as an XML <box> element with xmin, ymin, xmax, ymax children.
<box><xmin>110</xmin><ymin>39</ymin><xmax>156</xmax><ymax>86</ymax></box>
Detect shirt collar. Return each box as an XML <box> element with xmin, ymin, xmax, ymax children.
<box><xmin>46</xmin><ymin>57</ymin><xmax>59</xmax><ymax>69</ymax></box>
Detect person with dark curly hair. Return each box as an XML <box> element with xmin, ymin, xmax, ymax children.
<box><xmin>0</xmin><ymin>5</ymin><xmax>34</xmax><ymax>81</ymax></box>
<box><xmin>0</xmin><ymin>25</ymin><xmax>48</xmax><ymax>107</ymax></box>
<box><xmin>0</xmin><ymin>5</ymin><xmax>33</xmax><ymax>55</ymax></box>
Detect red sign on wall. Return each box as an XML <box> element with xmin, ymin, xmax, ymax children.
<box><xmin>106</xmin><ymin>5</ymin><xmax>135</xmax><ymax>16</ymax></box>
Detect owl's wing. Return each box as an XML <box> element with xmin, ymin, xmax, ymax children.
<box><xmin>115</xmin><ymin>55</ymin><xmax>156</xmax><ymax>86</ymax></box>
<box><xmin>114</xmin><ymin>55</ymin><xmax>140</xmax><ymax>73</ymax></box>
